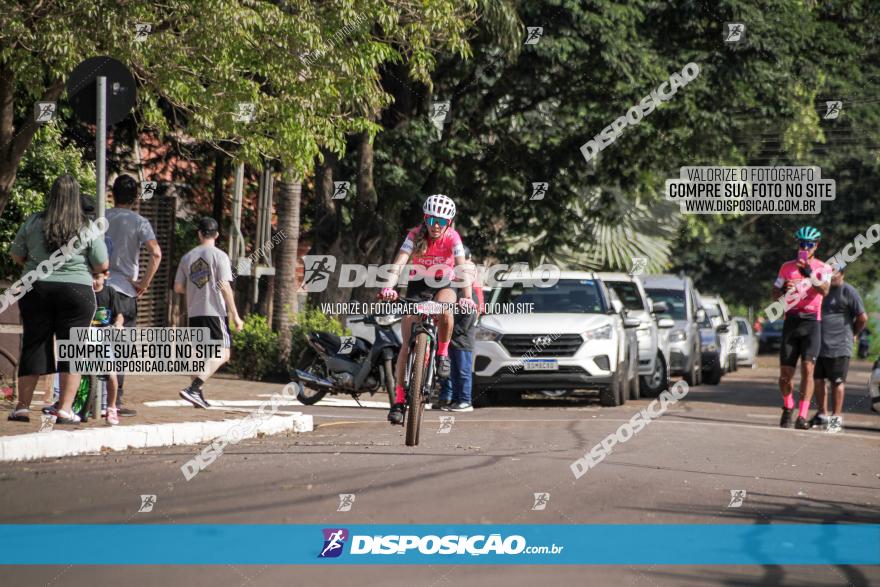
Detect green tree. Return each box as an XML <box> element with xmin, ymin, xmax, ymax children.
<box><xmin>0</xmin><ymin>0</ymin><xmax>475</xmax><ymax>217</ymax></box>
<box><xmin>0</xmin><ymin>123</ymin><xmax>94</xmax><ymax>279</ymax></box>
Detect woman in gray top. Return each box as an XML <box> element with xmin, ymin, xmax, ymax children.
<box><xmin>8</xmin><ymin>174</ymin><xmax>109</xmax><ymax>424</ymax></box>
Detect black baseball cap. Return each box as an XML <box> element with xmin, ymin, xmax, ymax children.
<box><xmin>197</xmin><ymin>217</ymin><xmax>219</xmax><ymax>234</ymax></box>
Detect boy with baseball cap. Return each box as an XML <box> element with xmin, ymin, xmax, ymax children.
<box><xmin>174</xmin><ymin>217</ymin><xmax>244</xmax><ymax>407</ymax></box>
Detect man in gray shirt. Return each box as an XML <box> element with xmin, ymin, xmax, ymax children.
<box><xmin>811</xmin><ymin>265</ymin><xmax>868</xmax><ymax>433</ymax></box>
<box><xmin>174</xmin><ymin>217</ymin><xmax>243</xmax><ymax>408</ymax></box>
<box><xmin>105</xmin><ymin>175</ymin><xmax>162</xmax><ymax>415</ymax></box>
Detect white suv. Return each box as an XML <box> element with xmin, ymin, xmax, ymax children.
<box><xmin>472</xmin><ymin>271</ymin><xmax>640</xmax><ymax>407</ymax></box>
<box><xmin>601</xmin><ymin>273</ymin><xmax>675</xmax><ymax>396</ymax></box>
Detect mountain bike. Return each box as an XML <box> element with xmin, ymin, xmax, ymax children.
<box><xmin>398</xmin><ymin>297</ymin><xmax>444</xmax><ymax>447</ymax></box>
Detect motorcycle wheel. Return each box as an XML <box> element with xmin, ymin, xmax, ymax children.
<box><xmin>295</xmin><ymin>348</ymin><xmax>329</xmax><ymax>405</ymax></box>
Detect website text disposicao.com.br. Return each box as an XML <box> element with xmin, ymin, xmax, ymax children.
<box><xmin>321</xmin><ymin>531</ymin><xmax>564</xmax><ymax>558</ymax></box>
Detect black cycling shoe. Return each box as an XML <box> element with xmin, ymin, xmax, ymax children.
<box><xmin>436</xmin><ymin>355</ymin><xmax>451</xmax><ymax>379</ymax></box>
<box><xmin>780</xmin><ymin>408</ymin><xmax>794</xmax><ymax>428</ymax></box>
<box><xmin>808</xmin><ymin>412</ymin><xmax>828</xmax><ymax>428</ymax></box>
<box><xmin>795</xmin><ymin>416</ymin><xmax>812</xmax><ymax>430</ymax></box>
<box><xmin>388</xmin><ymin>403</ymin><xmax>405</xmax><ymax>425</ymax></box>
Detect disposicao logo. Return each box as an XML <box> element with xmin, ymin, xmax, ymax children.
<box><xmin>319</xmin><ymin>528</ymin><xmax>349</xmax><ymax>558</ymax></box>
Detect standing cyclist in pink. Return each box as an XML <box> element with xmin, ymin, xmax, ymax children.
<box><xmin>771</xmin><ymin>226</ymin><xmax>831</xmax><ymax>429</ymax></box>
<box><xmin>378</xmin><ymin>195</ymin><xmax>476</xmax><ymax>425</ymax></box>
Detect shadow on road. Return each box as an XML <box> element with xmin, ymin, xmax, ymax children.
<box><xmin>629</xmin><ymin>491</ymin><xmax>878</xmax><ymax>586</ymax></box>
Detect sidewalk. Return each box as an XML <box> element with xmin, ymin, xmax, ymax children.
<box><xmin>0</xmin><ymin>373</ymin><xmax>312</xmax><ymax>461</ymax></box>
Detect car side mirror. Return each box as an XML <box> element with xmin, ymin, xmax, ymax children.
<box><xmin>624</xmin><ymin>317</ymin><xmax>641</xmax><ymax>329</ymax></box>
<box><xmin>717</xmin><ymin>323</ymin><xmax>730</xmax><ymax>334</ymax></box>
<box><xmin>657</xmin><ymin>317</ymin><xmax>675</xmax><ymax>329</ymax></box>
<box><xmin>652</xmin><ymin>300</ymin><xmax>668</xmax><ymax>314</ymax></box>
<box><xmin>696</xmin><ymin>308</ymin><xmax>706</xmax><ymax>322</ymax></box>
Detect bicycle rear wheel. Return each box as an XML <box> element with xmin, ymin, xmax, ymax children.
<box><xmin>405</xmin><ymin>333</ymin><xmax>429</xmax><ymax>447</ymax></box>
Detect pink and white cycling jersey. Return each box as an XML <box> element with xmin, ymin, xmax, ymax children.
<box><xmin>773</xmin><ymin>258</ymin><xmax>832</xmax><ymax>318</ymax></box>
<box><xmin>399</xmin><ymin>226</ymin><xmax>465</xmax><ymax>281</ymax></box>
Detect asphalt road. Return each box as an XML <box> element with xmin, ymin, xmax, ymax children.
<box><xmin>2</xmin><ymin>356</ymin><xmax>879</xmax><ymax>586</ymax></box>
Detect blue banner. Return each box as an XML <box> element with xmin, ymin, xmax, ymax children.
<box><xmin>1</xmin><ymin>524</ymin><xmax>878</xmax><ymax>565</ymax></box>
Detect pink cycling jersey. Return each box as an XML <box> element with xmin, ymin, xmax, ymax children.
<box><xmin>773</xmin><ymin>258</ymin><xmax>832</xmax><ymax>319</ymax></box>
<box><xmin>399</xmin><ymin>226</ymin><xmax>464</xmax><ymax>281</ymax></box>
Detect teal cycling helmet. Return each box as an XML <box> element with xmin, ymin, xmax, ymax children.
<box><xmin>795</xmin><ymin>226</ymin><xmax>821</xmax><ymax>241</ymax></box>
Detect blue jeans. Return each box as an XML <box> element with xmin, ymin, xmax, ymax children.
<box><xmin>440</xmin><ymin>349</ymin><xmax>473</xmax><ymax>404</ymax></box>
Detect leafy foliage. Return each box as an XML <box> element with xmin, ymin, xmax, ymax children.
<box><xmin>0</xmin><ymin>0</ymin><xmax>478</xmax><ymax>215</ymax></box>
<box><xmin>230</xmin><ymin>314</ymin><xmax>279</xmax><ymax>380</ymax></box>
<box><xmin>0</xmin><ymin>124</ymin><xmax>94</xmax><ymax>279</ymax></box>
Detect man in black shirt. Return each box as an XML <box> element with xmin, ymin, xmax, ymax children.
<box><xmin>811</xmin><ymin>265</ymin><xmax>868</xmax><ymax>433</ymax></box>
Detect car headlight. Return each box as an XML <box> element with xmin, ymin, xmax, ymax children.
<box><xmin>669</xmin><ymin>328</ymin><xmax>687</xmax><ymax>342</ymax></box>
<box><xmin>584</xmin><ymin>324</ymin><xmax>613</xmax><ymax>340</ymax></box>
<box><xmin>475</xmin><ymin>326</ymin><xmax>502</xmax><ymax>342</ymax></box>
<box><xmin>702</xmin><ymin>343</ymin><xmax>717</xmax><ymax>352</ymax></box>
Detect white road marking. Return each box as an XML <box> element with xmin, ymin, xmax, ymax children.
<box><xmin>302</xmin><ymin>413</ymin><xmax>880</xmax><ymax>439</ymax></box>
<box><xmin>144</xmin><ymin>398</ymin><xmax>391</xmax><ymax>409</ymax></box>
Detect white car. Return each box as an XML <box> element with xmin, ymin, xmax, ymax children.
<box><xmin>732</xmin><ymin>316</ymin><xmax>758</xmax><ymax>368</ymax></box>
<box><xmin>472</xmin><ymin>271</ymin><xmax>640</xmax><ymax>407</ymax></box>
<box><xmin>600</xmin><ymin>272</ymin><xmax>675</xmax><ymax>396</ymax></box>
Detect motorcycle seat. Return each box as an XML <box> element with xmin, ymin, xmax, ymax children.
<box><xmin>312</xmin><ymin>331</ymin><xmax>370</xmax><ymax>355</ymax></box>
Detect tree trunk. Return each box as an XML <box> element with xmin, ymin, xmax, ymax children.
<box><xmin>212</xmin><ymin>151</ymin><xmax>226</xmax><ymax>225</ymax></box>
<box><xmin>272</xmin><ymin>168</ymin><xmax>301</xmax><ymax>365</ymax></box>
<box><xmin>0</xmin><ymin>67</ymin><xmax>65</xmax><ymax>217</ymax></box>
<box><xmin>308</xmin><ymin>149</ymin><xmax>351</xmax><ymax>307</ymax></box>
<box><xmin>306</xmin><ymin>133</ymin><xmax>402</xmax><ymax>309</ymax></box>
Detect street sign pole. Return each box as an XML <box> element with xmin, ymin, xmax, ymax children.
<box><xmin>67</xmin><ymin>58</ymin><xmax>136</xmax><ymax>422</ymax></box>
<box><xmin>93</xmin><ymin>76</ymin><xmax>107</xmax><ymax>420</ymax></box>
<box><xmin>96</xmin><ymin>76</ymin><xmax>107</xmax><ymax>217</ymax></box>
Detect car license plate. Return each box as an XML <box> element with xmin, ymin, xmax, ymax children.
<box><xmin>523</xmin><ymin>359</ymin><xmax>558</xmax><ymax>371</ymax></box>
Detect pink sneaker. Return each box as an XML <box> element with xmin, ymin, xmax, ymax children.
<box><xmin>106</xmin><ymin>406</ymin><xmax>120</xmax><ymax>426</ymax></box>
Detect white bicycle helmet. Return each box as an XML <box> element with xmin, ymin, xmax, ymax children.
<box><xmin>423</xmin><ymin>194</ymin><xmax>456</xmax><ymax>220</ymax></box>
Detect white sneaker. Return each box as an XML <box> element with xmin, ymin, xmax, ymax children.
<box><xmin>826</xmin><ymin>415</ymin><xmax>843</xmax><ymax>434</ymax></box>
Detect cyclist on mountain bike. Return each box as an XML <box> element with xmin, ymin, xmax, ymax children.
<box><xmin>771</xmin><ymin>226</ymin><xmax>831</xmax><ymax>429</ymax></box>
<box><xmin>378</xmin><ymin>194</ymin><xmax>476</xmax><ymax>425</ymax></box>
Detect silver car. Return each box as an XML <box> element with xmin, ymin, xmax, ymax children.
<box><xmin>643</xmin><ymin>274</ymin><xmax>706</xmax><ymax>387</ymax></box>
<box><xmin>699</xmin><ymin>294</ymin><xmax>736</xmax><ymax>373</ymax></box>
<box><xmin>601</xmin><ymin>273</ymin><xmax>674</xmax><ymax>396</ymax></box>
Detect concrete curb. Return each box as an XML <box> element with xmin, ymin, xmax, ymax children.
<box><xmin>0</xmin><ymin>412</ymin><xmax>313</xmax><ymax>462</ymax></box>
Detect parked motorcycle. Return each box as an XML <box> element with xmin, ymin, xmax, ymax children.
<box><xmin>290</xmin><ymin>314</ymin><xmax>401</xmax><ymax>405</ymax></box>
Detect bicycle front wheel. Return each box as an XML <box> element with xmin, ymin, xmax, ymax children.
<box><xmin>405</xmin><ymin>332</ymin><xmax>429</xmax><ymax>447</ymax></box>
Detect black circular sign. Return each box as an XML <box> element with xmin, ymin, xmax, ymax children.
<box><xmin>67</xmin><ymin>56</ymin><xmax>136</xmax><ymax>126</ymax></box>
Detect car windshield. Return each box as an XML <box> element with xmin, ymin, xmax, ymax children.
<box><xmin>704</xmin><ymin>305</ymin><xmax>721</xmax><ymax>318</ymax></box>
<box><xmin>736</xmin><ymin>320</ymin><xmax>749</xmax><ymax>335</ymax></box>
<box><xmin>645</xmin><ymin>288</ymin><xmax>686</xmax><ymax>320</ymax></box>
<box><xmin>699</xmin><ymin>313</ymin><xmax>713</xmax><ymax>328</ymax></box>
<box><xmin>606</xmin><ymin>281</ymin><xmax>645</xmax><ymax>311</ymax></box>
<box><xmin>491</xmin><ymin>279</ymin><xmax>606</xmax><ymax>313</ymax></box>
